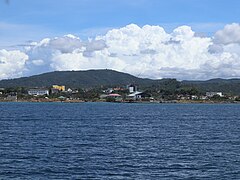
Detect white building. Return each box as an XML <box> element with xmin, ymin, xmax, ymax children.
<box><xmin>206</xmin><ymin>92</ymin><xmax>223</xmax><ymax>97</ymax></box>
<box><xmin>28</xmin><ymin>89</ymin><xmax>49</xmax><ymax>96</ymax></box>
<box><xmin>128</xmin><ymin>85</ymin><xmax>137</xmax><ymax>93</ymax></box>
<box><xmin>127</xmin><ymin>91</ymin><xmax>151</xmax><ymax>101</ymax></box>
<box><xmin>191</xmin><ymin>95</ymin><xmax>198</xmax><ymax>100</ymax></box>
<box><xmin>67</xmin><ymin>88</ymin><xmax>73</xmax><ymax>93</ymax></box>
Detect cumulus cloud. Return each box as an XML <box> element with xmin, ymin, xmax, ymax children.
<box><xmin>0</xmin><ymin>49</ymin><xmax>28</xmax><ymax>79</ymax></box>
<box><xmin>214</xmin><ymin>23</ymin><xmax>240</xmax><ymax>44</ymax></box>
<box><xmin>1</xmin><ymin>23</ymin><xmax>240</xmax><ymax>80</ymax></box>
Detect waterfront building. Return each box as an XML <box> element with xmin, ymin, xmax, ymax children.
<box><xmin>127</xmin><ymin>91</ymin><xmax>151</xmax><ymax>101</ymax></box>
<box><xmin>206</xmin><ymin>92</ymin><xmax>223</xmax><ymax>97</ymax></box>
<box><xmin>28</xmin><ymin>89</ymin><xmax>49</xmax><ymax>96</ymax></box>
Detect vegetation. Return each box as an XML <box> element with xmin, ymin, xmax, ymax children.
<box><xmin>182</xmin><ymin>78</ymin><xmax>240</xmax><ymax>95</ymax></box>
<box><xmin>1</xmin><ymin>70</ymin><xmax>240</xmax><ymax>101</ymax></box>
<box><xmin>0</xmin><ymin>69</ymin><xmax>158</xmax><ymax>88</ymax></box>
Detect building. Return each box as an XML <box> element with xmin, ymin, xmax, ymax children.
<box><xmin>100</xmin><ymin>93</ymin><xmax>122</xmax><ymax>101</ymax></box>
<box><xmin>127</xmin><ymin>91</ymin><xmax>151</xmax><ymax>101</ymax></box>
<box><xmin>128</xmin><ymin>84</ymin><xmax>137</xmax><ymax>93</ymax></box>
<box><xmin>199</xmin><ymin>96</ymin><xmax>208</xmax><ymax>100</ymax></box>
<box><xmin>206</xmin><ymin>92</ymin><xmax>223</xmax><ymax>97</ymax></box>
<box><xmin>51</xmin><ymin>88</ymin><xmax>59</xmax><ymax>94</ymax></box>
<box><xmin>28</xmin><ymin>89</ymin><xmax>49</xmax><ymax>96</ymax></box>
<box><xmin>191</xmin><ymin>95</ymin><xmax>198</xmax><ymax>100</ymax></box>
<box><xmin>4</xmin><ymin>92</ymin><xmax>17</xmax><ymax>101</ymax></box>
<box><xmin>52</xmin><ymin>85</ymin><xmax>65</xmax><ymax>92</ymax></box>
<box><xmin>107</xmin><ymin>93</ymin><xmax>122</xmax><ymax>98</ymax></box>
<box><xmin>108</xmin><ymin>93</ymin><xmax>122</xmax><ymax>101</ymax></box>
<box><xmin>6</xmin><ymin>95</ymin><xmax>17</xmax><ymax>101</ymax></box>
<box><xmin>67</xmin><ymin>88</ymin><xmax>73</xmax><ymax>93</ymax></box>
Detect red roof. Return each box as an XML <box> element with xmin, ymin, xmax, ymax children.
<box><xmin>108</xmin><ymin>93</ymin><xmax>121</xmax><ymax>97</ymax></box>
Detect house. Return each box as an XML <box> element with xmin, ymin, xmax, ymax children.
<box><xmin>67</xmin><ymin>88</ymin><xmax>73</xmax><ymax>93</ymax></box>
<box><xmin>28</xmin><ymin>89</ymin><xmax>49</xmax><ymax>96</ymax></box>
<box><xmin>206</xmin><ymin>92</ymin><xmax>223</xmax><ymax>97</ymax></box>
<box><xmin>127</xmin><ymin>91</ymin><xmax>151</xmax><ymax>101</ymax></box>
<box><xmin>199</xmin><ymin>95</ymin><xmax>208</xmax><ymax>100</ymax></box>
<box><xmin>52</xmin><ymin>85</ymin><xmax>65</xmax><ymax>92</ymax></box>
<box><xmin>191</xmin><ymin>95</ymin><xmax>198</xmax><ymax>100</ymax></box>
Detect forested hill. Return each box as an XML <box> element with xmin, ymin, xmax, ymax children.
<box><xmin>0</xmin><ymin>69</ymin><xmax>160</xmax><ymax>88</ymax></box>
<box><xmin>0</xmin><ymin>69</ymin><xmax>240</xmax><ymax>95</ymax></box>
<box><xmin>182</xmin><ymin>78</ymin><xmax>240</xmax><ymax>95</ymax></box>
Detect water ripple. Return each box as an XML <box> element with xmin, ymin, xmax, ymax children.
<box><xmin>0</xmin><ymin>102</ymin><xmax>240</xmax><ymax>179</ymax></box>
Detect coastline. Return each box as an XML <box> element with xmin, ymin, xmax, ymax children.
<box><xmin>1</xmin><ymin>99</ymin><xmax>240</xmax><ymax>104</ymax></box>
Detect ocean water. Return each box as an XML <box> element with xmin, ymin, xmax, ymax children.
<box><xmin>0</xmin><ymin>102</ymin><xmax>240</xmax><ymax>179</ymax></box>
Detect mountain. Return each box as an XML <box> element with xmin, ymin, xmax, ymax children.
<box><xmin>0</xmin><ymin>69</ymin><xmax>160</xmax><ymax>88</ymax></box>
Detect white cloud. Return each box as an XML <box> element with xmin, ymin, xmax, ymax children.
<box><xmin>214</xmin><ymin>23</ymin><xmax>240</xmax><ymax>44</ymax></box>
<box><xmin>0</xmin><ymin>49</ymin><xmax>28</xmax><ymax>79</ymax></box>
<box><xmin>1</xmin><ymin>23</ymin><xmax>240</xmax><ymax>80</ymax></box>
<box><xmin>31</xmin><ymin>59</ymin><xmax>45</xmax><ymax>66</ymax></box>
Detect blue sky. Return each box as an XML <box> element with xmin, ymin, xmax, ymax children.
<box><xmin>0</xmin><ymin>0</ymin><xmax>240</xmax><ymax>46</ymax></box>
<box><xmin>1</xmin><ymin>0</ymin><xmax>240</xmax><ymax>80</ymax></box>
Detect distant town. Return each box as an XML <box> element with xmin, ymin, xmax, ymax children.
<box><xmin>0</xmin><ymin>83</ymin><xmax>240</xmax><ymax>103</ymax></box>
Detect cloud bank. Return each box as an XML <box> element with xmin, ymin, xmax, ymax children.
<box><xmin>1</xmin><ymin>23</ymin><xmax>240</xmax><ymax>80</ymax></box>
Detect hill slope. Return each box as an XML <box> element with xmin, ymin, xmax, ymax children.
<box><xmin>0</xmin><ymin>69</ymin><xmax>157</xmax><ymax>88</ymax></box>
<box><xmin>0</xmin><ymin>70</ymin><xmax>240</xmax><ymax>95</ymax></box>
<box><xmin>182</xmin><ymin>78</ymin><xmax>240</xmax><ymax>95</ymax></box>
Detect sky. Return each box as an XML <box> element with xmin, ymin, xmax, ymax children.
<box><xmin>0</xmin><ymin>0</ymin><xmax>240</xmax><ymax>80</ymax></box>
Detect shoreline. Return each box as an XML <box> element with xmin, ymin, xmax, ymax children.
<box><xmin>1</xmin><ymin>99</ymin><xmax>240</xmax><ymax>104</ymax></box>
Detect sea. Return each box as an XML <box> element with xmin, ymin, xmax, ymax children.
<box><xmin>0</xmin><ymin>102</ymin><xmax>240</xmax><ymax>179</ymax></box>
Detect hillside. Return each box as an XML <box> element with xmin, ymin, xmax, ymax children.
<box><xmin>182</xmin><ymin>78</ymin><xmax>240</xmax><ymax>95</ymax></box>
<box><xmin>0</xmin><ymin>70</ymin><xmax>240</xmax><ymax>95</ymax></box>
<box><xmin>0</xmin><ymin>69</ymin><xmax>159</xmax><ymax>88</ymax></box>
